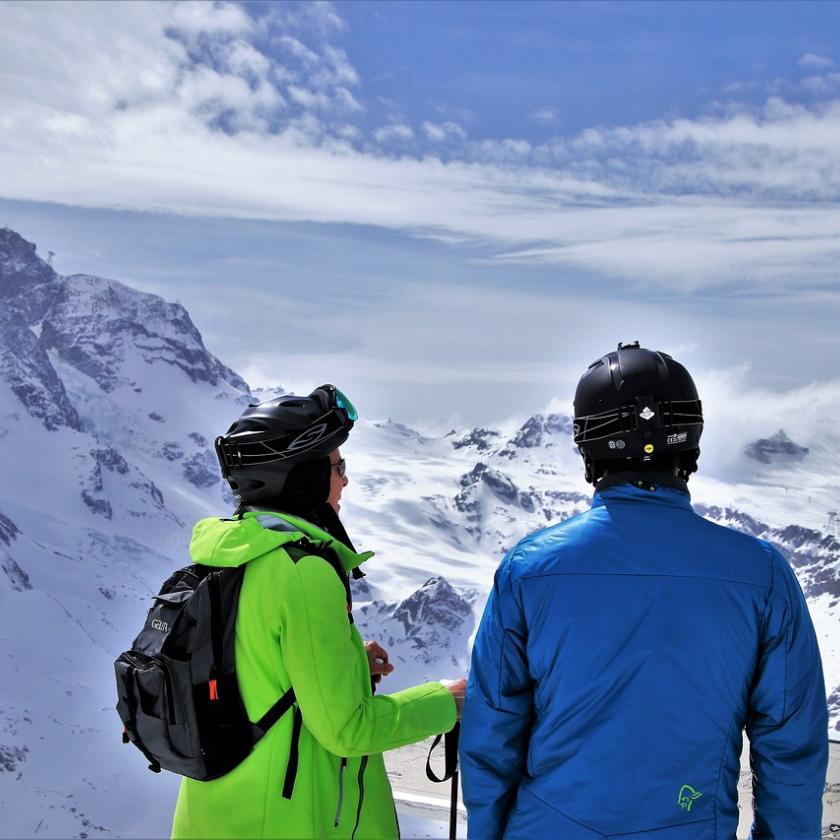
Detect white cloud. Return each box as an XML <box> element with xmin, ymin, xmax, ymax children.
<box><xmin>267</xmin><ymin>1</ymin><xmax>347</xmax><ymax>35</ymax></box>
<box><xmin>801</xmin><ymin>72</ymin><xmax>840</xmax><ymax>94</ymax></box>
<box><xmin>2</xmin><ymin>1</ymin><xmax>840</xmax><ymax>294</ymax></box>
<box><xmin>471</xmin><ymin>138</ymin><xmax>532</xmax><ymax>163</ymax></box>
<box><xmin>334</xmin><ymin>87</ymin><xmax>364</xmax><ymax>114</ymax></box>
<box><xmin>287</xmin><ymin>85</ymin><xmax>332</xmax><ymax>110</ymax></box>
<box><xmin>692</xmin><ymin>365</ymin><xmax>840</xmax><ymax>484</ymax></box>
<box><xmin>374</xmin><ymin>123</ymin><xmax>415</xmax><ymax>144</ymax></box>
<box><xmin>322</xmin><ymin>46</ymin><xmax>360</xmax><ymax>87</ymax></box>
<box><xmin>170</xmin><ymin>0</ymin><xmax>253</xmax><ymax>36</ymax></box>
<box><xmin>277</xmin><ymin>35</ymin><xmax>320</xmax><ymax>65</ymax></box>
<box><xmin>529</xmin><ymin>106</ymin><xmax>561</xmax><ymax>126</ymax></box>
<box><xmin>799</xmin><ymin>52</ymin><xmax>835</xmax><ymax>69</ymax></box>
<box><xmin>422</xmin><ymin>121</ymin><xmax>466</xmax><ymax>143</ymax></box>
<box><xmin>226</xmin><ymin>40</ymin><xmax>272</xmax><ymax>77</ymax></box>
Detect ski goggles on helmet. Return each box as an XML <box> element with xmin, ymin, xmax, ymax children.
<box><xmin>312</xmin><ymin>384</ymin><xmax>358</xmax><ymax>424</ymax></box>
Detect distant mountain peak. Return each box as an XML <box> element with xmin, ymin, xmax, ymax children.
<box><xmin>40</xmin><ymin>270</ymin><xmax>248</xmax><ymax>395</ymax></box>
<box><xmin>0</xmin><ymin>227</ymin><xmax>248</xmax><ymax>434</ymax></box>
<box><xmin>0</xmin><ymin>227</ymin><xmax>57</xmax><ymax>302</ymax></box>
<box><xmin>451</xmin><ymin>427</ymin><xmax>500</xmax><ymax>451</ymax></box>
<box><xmin>745</xmin><ymin>429</ymin><xmax>809</xmax><ymax>464</ymax></box>
<box><xmin>0</xmin><ymin>226</ymin><xmax>38</xmax><ymax>261</ymax></box>
<box><xmin>509</xmin><ymin>412</ymin><xmax>573</xmax><ymax>449</ymax></box>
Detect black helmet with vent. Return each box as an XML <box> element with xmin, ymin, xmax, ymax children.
<box><xmin>215</xmin><ymin>385</ymin><xmax>357</xmax><ymax>505</ymax></box>
<box><xmin>573</xmin><ymin>342</ymin><xmax>703</xmax><ymax>485</ymax></box>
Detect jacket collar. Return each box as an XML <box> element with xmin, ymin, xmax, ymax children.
<box><xmin>592</xmin><ymin>471</ymin><xmax>693</xmax><ymax>511</ymax></box>
<box><xmin>247</xmin><ymin>509</ymin><xmax>374</xmax><ymax>573</ymax></box>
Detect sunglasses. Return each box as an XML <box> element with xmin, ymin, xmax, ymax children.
<box><xmin>330</xmin><ymin>458</ymin><xmax>347</xmax><ymax>477</ymax></box>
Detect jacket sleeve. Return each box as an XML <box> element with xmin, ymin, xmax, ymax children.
<box><xmin>460</xmin><ymin>554</ymin><xmax>533</xmax><ymax>840</ymax></box>
<box><xmin>746</xmin><ymin>544</ymin><xmax>828</xmax><ymax>839</ymax></box>
<box><xmin>279</xmin><ymin>554</ymin><xmax>457</xmax><ymax>757</ymax></box>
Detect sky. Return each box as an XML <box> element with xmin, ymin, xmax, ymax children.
<box><xmin>1</xmin><ymin>0</ymin><xmax>839</xmax><ymax>437</ymax></box>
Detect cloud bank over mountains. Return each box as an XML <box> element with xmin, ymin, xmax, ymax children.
<box><xmin>1</xmin><ymin>1</ymin><xmax>839</xmax><ymax>292</ymax></box>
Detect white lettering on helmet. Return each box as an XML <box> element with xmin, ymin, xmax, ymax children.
<box><xmin>287</xmin><ymin>423</ymin><xmax>328</xmax><ymax>451</ymax></box>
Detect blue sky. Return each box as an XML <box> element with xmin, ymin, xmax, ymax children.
<box><xmin>0</xmin><ymin>0</ymin><xmax>838</xmax><ymax>441</ymax></box>
<box><xmin>336</xmin><ymin>1</ymin><xmax>840</xmax><ymax>138</ymax></box>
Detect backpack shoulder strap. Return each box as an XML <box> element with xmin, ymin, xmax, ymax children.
<box><xmin>284</xmin><ymin>539</ymin><xmax>354</xmax><ymax>620</ymax></box>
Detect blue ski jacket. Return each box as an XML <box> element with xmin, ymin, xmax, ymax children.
<box><xmin>461</xmin><ymin>475</ymin><xmax>828</xmax><ymax>840</ymax></box>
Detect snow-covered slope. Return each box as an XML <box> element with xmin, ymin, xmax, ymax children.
<box><xmin>0</xmin><ymin>227</ymin><xmax>837</xmax><ymax>838</ymax></box>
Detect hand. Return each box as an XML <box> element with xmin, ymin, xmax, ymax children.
<box><xmin>364</xmin><ymin>640</ymin><xmax>395</xmax><ymax>683</ymax></box>
<box><xmin>439</xmin><ymin>677</ymin><xmax>467</xmax><ymax>719</ymax></box>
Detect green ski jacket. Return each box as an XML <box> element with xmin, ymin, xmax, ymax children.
<box><xmin>171</xmin><ymin>510</ymin><xmax>457</xmax><ymax>839</ymax></box>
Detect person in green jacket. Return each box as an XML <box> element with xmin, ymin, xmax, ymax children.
<box><xmin>171</xmin><ymin>384</ymin><xmax>465</xmax><ymax>840</ymax></box>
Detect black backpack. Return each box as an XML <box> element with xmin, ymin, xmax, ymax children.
<box><xmin>114</xmin><ymin>536</ymin><xmax>350</xmax><ymax>792</ymax></box>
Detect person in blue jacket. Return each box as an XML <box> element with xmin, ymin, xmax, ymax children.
<box><xmin>460</xmin><ymin>341</ymin><xmax>828</xmax><ymax>839</ymax></box>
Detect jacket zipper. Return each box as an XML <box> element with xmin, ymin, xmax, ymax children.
<box><xmin>351</xmin><ymin>755</ymin><xmax>368</xmax><ymax>840</ymax></box>
<box><xmin>334</xmin><ymin>757</ymin><xmax>347</xmax><ymax>826</ymax></box>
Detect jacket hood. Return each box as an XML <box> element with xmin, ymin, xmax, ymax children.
<box><xmin>190</xmin><ymin>510</ymin><xmax>374</xmax><ymax>572</ymax></box>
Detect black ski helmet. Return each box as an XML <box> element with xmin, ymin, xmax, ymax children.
<box><xmin>215</xmin><ymin>384</ymin><xmax>357</xmax><ymax>505</ymax></box>
<box><xmin>573</xmin><ymin>342</ymin><xmax>703</xmax><ymax>485</ymax></box>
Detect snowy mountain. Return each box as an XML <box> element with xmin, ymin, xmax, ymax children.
<box><xmin>745</xmin><ymin>429</ymin><xmax>810</xmax><ymax>464</ymax></box>
<box><xmin>0</xmin><ymin>227</ymin><xmax>837</xmax><ymax>838</ymax></box>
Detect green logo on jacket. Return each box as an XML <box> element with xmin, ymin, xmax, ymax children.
<box><xmin>677</xmin><ymin>784</ymin><xmax>703</xmax><ymax>812</ymax></box>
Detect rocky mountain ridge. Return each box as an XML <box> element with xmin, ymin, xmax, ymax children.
<box><xmin>0</xmin><ymin>227</ymin><xmax>837</xmax><ymax>839</ymax></box>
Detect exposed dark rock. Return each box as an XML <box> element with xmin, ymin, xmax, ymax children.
<box><xmin>543</xmin><ymin>489</ymin><xmax>590</xmax><ymax>505</ymax></box>
<box><xmin>509</xmin><ymin>413</ymin><xmax>574</xmax><ymax>449</ymax></box>
<box><xmin>482</xmin><ymin>467</ymin><xmax>518</xmax><ymax>503</ymax></box>
<box><xmin>1</xmin><ymin>551</ymin><xmax>32</xmax><ymax>591</ymax></box>
<box><xmin>545</xmin><ymin>413</ymin><xmax>574</xmax><ymax>435</ymax></box>
<box><xmin>39</xmin><ymin>275</ymin><xmax>245</xmax><ymax>393</ymax></box>
<box><xmin>148</xmin><ymin>411</ymin><xmax>165</xmax><ymax>422</ymax></box>
<box><xmin>0</xmin><ymin>309</ymin><xmax>82</xmax><ymax>431</ymax></box>
<box><xmin>0</xmin><ymin>511</ymin><xmax>20</xmax><ymax>545</ymax></box>
<box><xmin>161</xmin><ymin>441</ymin><xmax>184</xmax><ymax>461</ymax></box>
<box><xmin>828</xmin><ymin>686</ymin><xmax>840</xmax><ymax>732</ymax></box>
<box><xmin>91</xmin><ymin>447</ymin><xmax>129</xmax><ymax>475</ymax></box>
<box><xmin>459</xmin><ymin>463</ymin><xmax>487</xmax><ymax>488</ymax></box>
<box><xmin>699</xmin><ymin>506</ymin><xmax>840</xmax><ymax>601</ymax></box>
<box><xmin>451</xmin><ymin>428</ymin><xmax>500</xmax><ymax>451</ymax></box>
<box><xmin>0</xmin><ymin>228</ymin><xmax>57</xmax><ymax>306</ymax></box>
<box><xmin>511</xmin><ymin>415</ymin><xmax>545</xmax><ymax>448</ymax></box>
<box><xmin>0</xmin><ymin>743</ymin><xmax>28</xmax><ymax>772</ymax></box>
<box><xmin>140</xmin><ymin>480</ymin><xmax>165</xmax><ymax>507</ymax></box>
<box><xmin>745</xmin><ymin>430</ymin><xmax>809</xmax><ymax>464</ymax></box>
<box><xmin>775</xmin><ymin>524</ymin><xmax>823</xmax><ymax>549</ymax></box>
<box><xmin>350</xmin><ymin>576</ymin><xmax>373</xmax><ymax>601</ymax></box>
<box><xmin>693</xmin><ymin>505</ymin><xmax>768</xmax><ymax>537</ymax></box>
<box><xmin>81</xmin><ymin>490</ymin><xmax>112</xmax><ymax>519</ymax></box>
<box><xmin>81</xmin><ymin>446</ymin><xmax>170</xmax><ymax>518</ymax></box>
<box><xmin>183</xmin><ymin>450</ymin><xmax>219</xmax><ymax>488</ymax></box>
<box><xmin>188</xmin><ymin>431</ymin><xmax>208</xmax><ymax>446</ymax></box>
<box><xmin>392</xmin><ymin>576</ymin><xmax>472</xmax><ymax>641</ymax></box>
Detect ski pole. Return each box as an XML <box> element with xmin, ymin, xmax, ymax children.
<box><xmin>448</xmin><ymin>724</ymin><xmax>460</xmax><ymax>840</ymax></box>
<box><xmin>426</xmin><ymin>721</ymin><xmax>461</xmax><ymax>840</ymax></box>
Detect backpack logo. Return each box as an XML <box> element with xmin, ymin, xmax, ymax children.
<box><xmin>677</xmin><ymin>784</ymin><xmax>702</xmax><ymax>812</ymax></box>
<box><xmin>151</xmin><ymin>619</ymin><xmax>169</xmax><ymax>632</ymax></box>
<box><xmin>639</xmin><ymin>406</ymin><xmax>655</xmax><ymax>421</ymax></box>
